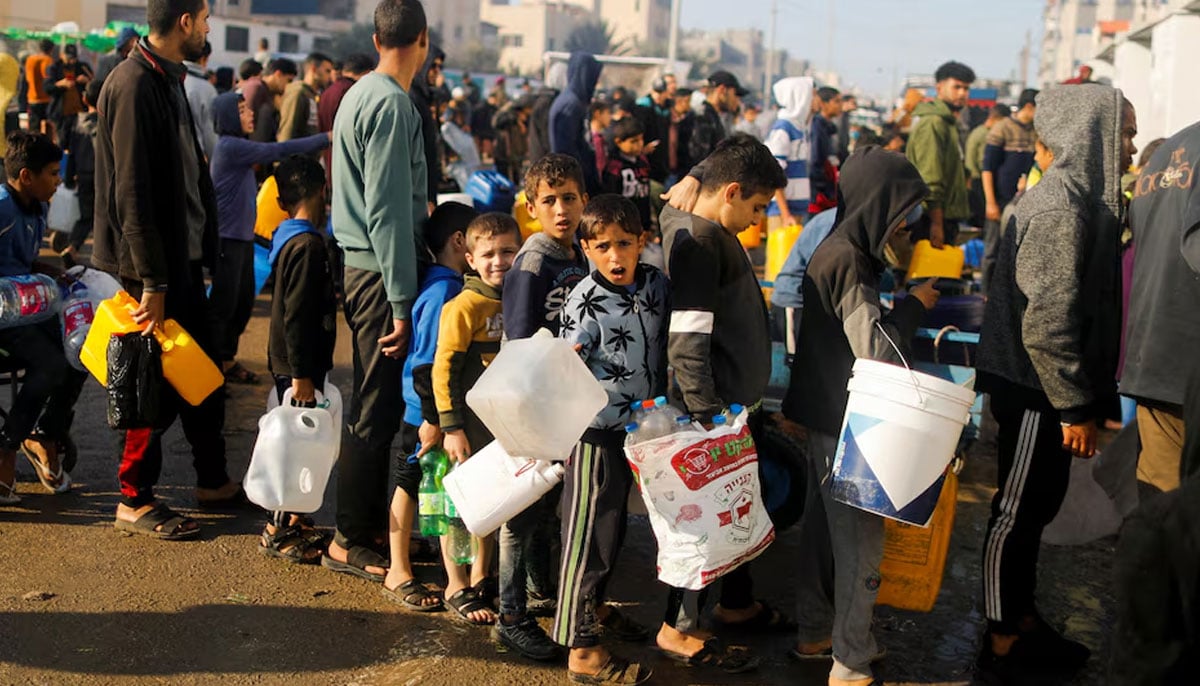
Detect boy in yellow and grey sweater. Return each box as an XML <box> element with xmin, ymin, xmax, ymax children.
<box><xmin>434</xmin><ymin>213</ymin><xmax>522</xmax><ymax>463</ymax></box>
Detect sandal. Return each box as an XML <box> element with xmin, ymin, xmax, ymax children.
<box><xmin>196</xmin><ymin>482</ymin><xmax>250</xmax><ymax>509</ymax></box>
<box><xmin>658</xmin><ymin>638</ymin><xmax>760</xmax><ymax>674</ymax></box>
<box><xmin>223</xmin><ymin>362</ymin><xmax>260</xmax><ymax>385</ymax></box>
<box><xmin>473</xmin><ymin>576</ymin><xmax>499</xmax><ymax>609</ymax></box>
<box><xmin>260</xmin><ymin>524</ymin><xmax>327</xmax><ymax>564</ymax></box>
<box><xmin>321</xmin><ymin>545</ymin><xmax>390</xmax><ymax>583</ymax></box>
<box><xmin>20</xmin><ymin>437</ymin><xmax>70</xmax><ymax>494</ymax></box>
<box><xmin>445</xmin><ymin>587</ymin><xmax>495</xmax><ymax>625</ymax></box>
<box><xmin>382</xmin><ymin>579</ymin><xmax>445</xmax><ymax>612</ymax></box>
<box><xmin>569</xmin><ymin>655</ymin><xmax>652</xmax><ymax>685</ymax></box>
<box><xmin>114</xmin><ymin>503</ymin><xmax>201</xmax><ymax>540</ymax></box>
<box><xmin>715</xmin><ymin>601</ymin><xmax>797</xmax><ymax>635</ymax></box>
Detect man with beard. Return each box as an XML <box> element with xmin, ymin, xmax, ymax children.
<box><xmin>907</xmin><ymin>61</ymin><xmax>974</xmax><ymax>248</ymax></box>
<box><xmin>689</xmin><ymin>70</ymin><xmax>746</xmax><ymax>164</ymax></box>
<box><xmin>93</xmin><ymin>0</ymin><xmax>240</xmax><ymax>540</ymax></box>
<box><xmin>278</xmin><ymin>52</ymin><xmax>333</xmax><ymax>142</ymax></box>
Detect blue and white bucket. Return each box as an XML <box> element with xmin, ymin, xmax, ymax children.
<box><xmin>831</xmin><ymin>357</ymin><xmax>976</xmax><ymax>526</ymax></box>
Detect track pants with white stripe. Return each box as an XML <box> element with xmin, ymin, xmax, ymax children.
<box><xmin>982</xmin><ymin>390</ymin><xmax>1073</xmax><ymax>634</ymax></box>
<box><xmin>553</xmin><ymin>430</ymin><xmax>632</xmax><ymax>648</ymax></box>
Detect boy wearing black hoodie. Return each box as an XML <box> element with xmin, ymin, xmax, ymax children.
<box><xmin>782</xmin><ymin>147</ymin><xmax>937</xmax><ymax>686</ymax></box>
<box><xmin>260</xmin><ymin>155</ymin><xmax>337</xmax><ymax>563</ymax></box>
<box><xmin>656</xmin><ymin>133</ymin><xmax>786</xmax><ymax>672</ymax></box>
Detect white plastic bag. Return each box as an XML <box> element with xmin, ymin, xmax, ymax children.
<box><xmin>47</xmin><ymin>186</ymin><xmax>80</xmax><ymax>232</ymax></box>
<box><xmin>624</xmin><ymin>413</ymin><xmax>776</xmax><ymax>590</ymax></box>
<box><xmin>245</xmin><ymin>388</ymin><xmax>339</xmax><ymax>513</ymax></box>
<box><xmin>442</xmin><ymin>440</ymin><xmax>565</xmax><ymax>536</ymax></box>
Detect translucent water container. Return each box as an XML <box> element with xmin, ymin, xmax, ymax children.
<box><xmin>266</xmin><ymin>379</ymin><xmax>343</xmax><ymax>447</ymax></box>
<box><xmin>81</xmin><ymin>291</ymin><xmax>225</xmax><ymax>406</ymax></box>
<box><xmin>442</xmin><ymin>440</ymin><xmax>566</xmax><ymax>536</ymax></box>
<box><xmin>466</xmin><ymin>329</ymin><xmax>607</xmax><ymax>461</ymax></box>
<box><xmin>244</xmin><ymin>389</ymin><xmax>340</xmax><ymax>513</ymax></box>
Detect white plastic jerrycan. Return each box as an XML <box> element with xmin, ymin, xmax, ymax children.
<box><xmin>245</xmin><ymin>389</ymin><xmax>339</xmax><ymax>513</ymax></box>
<box><xmin>466</xmin><ymin>329</ymin><xmax>607</xmax><ymax>461</ymax></box>
<box><xmin>266</xmin><ymin>379</ymin><xmax>343</xmax><ymax>447</ymax></box>
<box><xmin>442</xmin><ymin>440</ymin><xmax>566</xmax><ymax>536</ymax></box>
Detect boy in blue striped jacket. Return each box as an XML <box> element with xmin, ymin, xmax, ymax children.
<box><xmin>555</xmin><ymin>194</ymin><xmax>667</xmax><ymax>685</ymax></box>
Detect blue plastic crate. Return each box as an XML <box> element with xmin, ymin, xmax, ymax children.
<box><xmin>464</xmin><ymin>170</ymin><xmax>515</xmax><ymax>213</ymax></box>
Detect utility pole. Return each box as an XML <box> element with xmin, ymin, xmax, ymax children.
<box><xmin>826</xmin><ymin>0</ymin><xmax>835</xmax><ymax>76</ymax></box>
<box><xmin>1019</xmin><ymin>29</ymin><xmax>1031</xmax><ymax>87</ymax></box>
<box><xmin>764</xmin><ymin>0</ymin><xmax>778</xmax><ymax>97</ymax></box>
<box><xmin>668</xmin><ymin>0</ymin><xmax>682</xmax><ymax>71</ymax></box>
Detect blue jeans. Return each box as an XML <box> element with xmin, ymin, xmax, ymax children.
<box><xmin>499</xmin><ymin>488</ymin><xmax>559</xmax><ymax>617</ymax></box>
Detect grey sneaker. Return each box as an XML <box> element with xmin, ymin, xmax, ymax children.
<box><xmin>492</xmin><ymin>616</ymin><xmax>561</xmax><ymax>662</ymax></box>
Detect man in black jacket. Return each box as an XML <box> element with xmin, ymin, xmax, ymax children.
<box><xmin>689</xmin><ymin>70</ymin><xmax>745</xmax><ymax>166</ymax></box>
<box><xmin>409</xmin><ymin>42</ymin><xmax>444</xmax><ymax>211</ymax></box>
<box><xmin>94</xmin><ymin>0</ymin><xmax>237</xmax><ymax>540</ymax></box>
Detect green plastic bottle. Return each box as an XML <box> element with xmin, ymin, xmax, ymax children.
<box><xmin>444</xmin><ymin>462</ymin><xmax>476</xmax><ymax>565</ymax></box>
<box><xmin>418</xmin><ymin>449</ymin><xmax>449</xmax><ymax>536</ymax></box>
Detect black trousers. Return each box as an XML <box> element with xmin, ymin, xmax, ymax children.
<box><xmin>68</xmin><ymin>175</ymin><xmax>94</xmax><ymax>250</ymax></box>
<box><xmin>981</xmin><ymin>217</ymin><xmax>1002</xmax><ymax>296</ymax></box>
<box><xmin>0</xmin><ymin>318</ymin><xmax>87</xmax><ymax>449</ymax></box>
<box><xmin>207</xmin><ymin>238</ymin><xmax>256</xmax><ymax>363</ymax></box>
<box><xmin>337</xmin><ymin>266</ymin><xmax>405</xmax><ymax>548</ymax></box>
<box><xmin>982</xmin><ymin>390</ymin><xmax>1072</xmax><ymax>634</ymax></box>
<box><xmin>115</xmin><ymin>264</ymin><xmax>229</xmax><ymax>506</ymax></box>
<box><xmin>553</xmin><ymin>431</ymin><xmax>633</xmax><ymax>648</ymax></box>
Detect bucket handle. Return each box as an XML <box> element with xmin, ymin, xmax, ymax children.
<box><xmin>932</xmin><ymin>325</ymin><xmax>970</xmax><ymax>366</ymax></box>
<box><xmin>873</xmin><ymin>321</ymin><xmax>927</xmax><ymax>407</ymax></box>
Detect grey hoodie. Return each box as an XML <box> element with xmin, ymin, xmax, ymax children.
<box><xmin>977</xmin><ymin>84</ymin><xmax>1126</xmax><ymax>423</ymax></box>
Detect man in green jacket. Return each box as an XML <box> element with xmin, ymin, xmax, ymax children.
<box><xmin>907</xmin><ymin>61</ymin><xmax>975</xmax><ymax>248</ymax></box>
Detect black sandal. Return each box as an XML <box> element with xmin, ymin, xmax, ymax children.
<box><xmin>320</xmin><ymin>545</ymin><xmax>389</xmax><ymax>582</ymax></box>
<box><xmin>114</xmin><ymin>504</ymin><xmax>201</xmax><ymax>541</ymax></box>
<box><xmin>600</xmin><ymin>607</ymin><xmax>651</xmax><ymax>642</ymax></box>
<box><xmin>569</xmin><ymin>655</ymin><xmax>652</xmax><ymax>685</ymax></box>
<box><xmin>260</xmin><ymin>524</ymin><xmax>327</xmax><ymax>564</ymax></box>
<box><xmin>715</xmin><ymin>601</ymin><xmax>798</xmax><ymax>635</ymax></box>
<box><xmin>382</xmin><ymin>579</ymin><xmax>445</xmax><ymax>612</ymax></box>
<box><xmin>473</xmin><ymin>576</ymin><xmax>499</xmax><ymax>609</ymax></box>
<box><xmin>659</xmin><ymin>638</ymin><xmax>759</xmax><ymax>674</ymax></box>
<box><xmin>223</xmin><ymin>362</ymin><xmax>260</xmax><ymax>385</ymax></box>
<box><xmin>445</xmin><ymin>587</ymin><xmax>495</xmax><ymax>625</ymax></box>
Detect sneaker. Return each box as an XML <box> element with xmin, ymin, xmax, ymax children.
<box><xmin>526</xmin><ymin>590</ymin><xmax>557</xmax><ymax>617</ymax></box>
<box><xmin>492</xmin><ymin>616</ymin><xmax>562</xmax><ymax>662</ymax></box>
<box><xmin>1020</xmin><ymin>615</ymin><xmax>1090</xmax><ymax>671</ymax></box>
<box><xmin>975</xmin><ymin>627</ymin><xmax>1090</xmax><ymax>685</ymax></box>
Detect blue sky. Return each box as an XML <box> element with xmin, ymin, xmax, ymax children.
<box><xmin>681</xmin><ymin>0</ymin><xmax>1046</xmax><ymax>97</ymax></box>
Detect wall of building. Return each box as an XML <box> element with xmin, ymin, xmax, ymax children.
<box><xmin>208</xmin><ymin>16</ymin><xmax>332</xmax><ymax>70</ymax></box>
<box><xmin>0</xmin><ymin>0</ymin><xmax>108</xmax><ymax>32</ymax></box>
<box><xmin>1147</xmin><ymin>13</ymin><xmax>1200</xmax><ymax>141</ymax></box>
<box><xmin>482</xmin><ymin>1</ymin><xmax>591</xmax><ymax>75</ymax></box>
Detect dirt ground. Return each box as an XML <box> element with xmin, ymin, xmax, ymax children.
<box><xmin>0</xmin><ymin>271</ymin><xmax>1121</xmax><ymax>686</ymax></box>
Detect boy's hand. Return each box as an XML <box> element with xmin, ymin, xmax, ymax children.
<box><xmin>417</xmin><ymin>421</ymin><xmax>443</xmax><ymax>457</ymax></box>
<box><xmin>133</xmin><ymin>290</ymin><xmax>166</xmax><ymax>336</ymax></box>
<box><xmin>444</xmin><ymin>430</ymin><xmax>471</xmax><ymax>464</ymax></box>
<box><xmin>379</xmin><ymin>318</ymin><xmax>410</xmax><ymax>359</ymax></box>
<box><xmin>662</xmin><ymin>176</ymin><xmax>701</xmax><ymax>213</ymax></box>
<box><xmin>291</xmin><ymin>377</ymin><xmax>317</xmax><ymax>404</ymax></box>
<box><xmin>929</xmin><ymin>218</ymin><xmax>946</xmax><ymax>249</ymax></box>
<box><xmin>1061</xmin><ymin>422</ymin><xmax>1097</xmax><ymax>458</ymax></box>
<box><xmin>910</xmin><ymin>278</ymin><xmax>940</xmax><ymax>310</ymax></box>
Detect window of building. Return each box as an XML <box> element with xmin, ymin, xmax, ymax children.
<box><xmin>106</xmin><ymin>4</ymin><xmax>146</xmax><ymax>23</ymax></box>
<box><xmin>279</xmin><ymin>31</ymin><xmax>300</xmax><ymax>53</ymax></box>
<box><xmin>226</xmin><ymin>25</ymin><xmax>250</xmax><ymax>52</ymax></box>
<box><xmin>313</xmin><ymin>37</ymin><xmax>333</xmax><ymax>53</ymax></box>
<box><xmin>501</xmin><ymin>34</ymin><xmax>524</xmax><ymax>48</ymax></box>
<box><xmin>548</xmin><ymin>38</ymin><xmax>555</xmax><ymax>50</ymax></box>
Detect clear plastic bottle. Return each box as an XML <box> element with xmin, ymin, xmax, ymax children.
<box><xmin>674</xmin><ymin>415</ymin><xmax>697</xmax><ymax>432</ymax></box>
<box><xmin>639</xmin><ymin>399</ymin><xmax>674</xmax><ymax>440</ymax></box>
<box><xmin>0</xmin><ymin>274</ymin><xmax>61</xmax><ymax>329</ymax></box>
<box><xmin>60</xmin><ymin>280</ymin><xmax>94</xmax><ymax>372</ymax></box>
<box><xmin>623</xmin><ymin>421</ymin><xmax>641</xmax><ymax>447</ymax></box>
<box><xmin>444</xmin><ymin>463</ymin><xmax>476</xmax><ymax>565</ymax></box>
<box><xmin>711</xmin><ymin>414</ymin><xmax>729</xmax><ymax>429</ymax></box>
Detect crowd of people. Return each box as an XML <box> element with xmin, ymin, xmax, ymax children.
<box><xmin>2</xmin><ymin>0</ymin><xmax>1200</xmax><ymax>685</ymax></box>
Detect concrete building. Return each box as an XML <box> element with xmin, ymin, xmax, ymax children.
<box><xmin>0</xmin><ymin>1</ymin><xmax>113</xmax><ymax>31</ymax></box>
<box><xmin>1037</xmin><ymin>0</ymin><xmax>1192</xmax><ymax>87</ymax></box>
<box><xmin>562</xmin><ymin>0</ymin><xmax>672</xmax><ymax>52</ymax></box>
<box><xmin>420</xmin><ymin>0</ymin><xmax>484</xmax><ymax>46</ymax></box>
<box><xmin>481</xmin><ymin>0</ymin><xmax>593</xmax><ymax>75</ymax></box>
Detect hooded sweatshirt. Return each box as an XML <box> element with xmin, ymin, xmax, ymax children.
<box><xmin>782</xmin><ymin>147</ymin><xmax>930</xmax><ymax>435</ymax></box>
<box><xmin>978</xmin><ymin>85</ymin><xmax>1125</xmax><ymax>424</ymax></box>
<box><xmin>402</xmin><ymin>264</ymin><xmax>464</xmax><ymax>429</ymax></box>
<box><xmin>661</xmin><ymin>205</ymin><xmax>772</xmax><ymax>418</ymax></box>
<box><xmin>550</xmin><ymin>53</ymin><xmax>602</xmax><ymax>192</ymax></box>
<box><xmin>1120</xmin><ymin>120</ymin><xmax>1200</xmax><ymax>409</ymax></box>
<box><xmin>502</xmin><ymin>231</ymin><xmax>589</xmax><ymax>340</ymax></box>
<box><xmin>268</xmin><ymin>218</ymin><xmax>337</xmax><ymax>380</ymax></box>
<box><xmin>765</xmin><ymin>76</ymin><xmax>814</xmax><ymax>217</ymax></box>
<box><xmin>208</xmin><ymin>91</ymin><xmax>329</xmax><ymax>242</ymax></box>
<box><xmin>529</xmin><ymin>61</ymin><xmax>568</xmax><ymax>164</ymax></box>
<box><xmin>411</xmin><ymin>45</ymin><xmax>446</xmax><ymax>205</ymax></box>
<box><xmin>906</xmin><ymin>98</ymin><xmax>970</xmax><ymax>220</ymax></box>
<box><xmin>183</xmin><ymin>60</ymin><xmax>218</xmax><ymax>159</ymax></box>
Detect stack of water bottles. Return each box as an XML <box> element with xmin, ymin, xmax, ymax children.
<box><xmin>623</xmin><ymin>399</ymin><xmax>775</xmax><ymax>590</ymax></box>
<box><xmin>0</xmin><ymin>267</ymin><xmax>121</xmax><ymax>371</ymax></box>
<box><xmin>418</xmin><ymin>448</ymin><xmax>475</xmax><ymax>565</ymax></box>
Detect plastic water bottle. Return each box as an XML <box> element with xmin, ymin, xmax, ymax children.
<box><xmin>639</xmin><ymin>400</ymin><xmax>675</xmax><ymax>441</ymax></box>
<box><xmin>675</xmin><ymin>415</ymin><xmax>697</xmax><ymax>432</ymax></box>
<box><xmin>60</xmin><ymin>280</ymin><xmax>94</xmax><ymax>371</ymax></box>
<box><xmin>418</xmin><ymin>449</ymin><xmax>450</xmax><ymax>536</ymax></box>
<box><xmin>623</xmin><ymin>421</ymin><xmax>641</xmax><ymax>447</ymax></box>
<box><xmin>444</xmin><ymin>463</ymin><xmax>475</xmax><ymax>565</ymax></box>
<box><xmin>0</xmin><ymin>274</ymin><xmax>61</xmax><ymax>329</ymax></box>
<box><xmin>712</xmin><ymin>414</ymin><xmax>729</xmax><ymax>428</ymax></box>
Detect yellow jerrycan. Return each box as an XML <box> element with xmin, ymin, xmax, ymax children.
<box><xmin>766</xmin><ymin>223</ymin><xmax>802</xmax><ymax>284</ymax></box>
<box><xmin>513</xmin><ymin>191</ymin><xmax>543</xmax><ymax>240</ymax></box>
<box><xmin>81</xmin><ymin>292</ymin><xmax>225</xmax><ymax>406</ymax></box>
<box><xmin>907</xmin><ymin>239</ymin><xmax>965</xmax><ymax>281</ymax></box>
<box><xmin>875</xmin><ymin>468</ymin><xmax>959</xmax><ymax>612</ymax></box>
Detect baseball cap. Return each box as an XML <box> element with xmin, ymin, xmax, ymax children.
<box><xmin>708</xmin><ymin>70</ymin><xmax>749</xmax><ymax>98</ymax></box>
<box><xmin>116</xmin><ymin>27</ymin><xmax>140</xmax><ymax>47</ymax></box>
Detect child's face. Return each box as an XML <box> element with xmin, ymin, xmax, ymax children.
<box><xmin>21</xmin><ymin>162</ymin><xmax>62</xmax><ymax>205</ymax></box>
<box><xmin>527</xmin><ymin>179</ymin><xmax>586</xmax><ymax>247</ymax></box>
<box><xmin>719</xmin><ymin>184</ymin><xmax>773</xmax><ymax>234</ymax></box>
<box><xmin>466</xmin><ymin>232</ymin><xmax>520</xmax><ymax>289</ymax></box>
<box><xmin>238</xmin><ymin>99</ymin><xmax>255</xmax><ymax>134</ymax></box>
<box><xmin>1034</xmin><ymin>139</ymin><xmax>1054</xmax><ymax>172</ymax></box>
<box><xmin>593</xmin><ymin>108</ymin><xmax>612</xmax><ymax>129</ymax></box>
<box><xmin>582</xmin><ymin>223</ymin><xmax>645</xmax><ymax>287</ymax></box>
<box><xmin>615</xmin><ymin>134</ymin><xmax>644</xmax><ymax>157</ymax></box>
